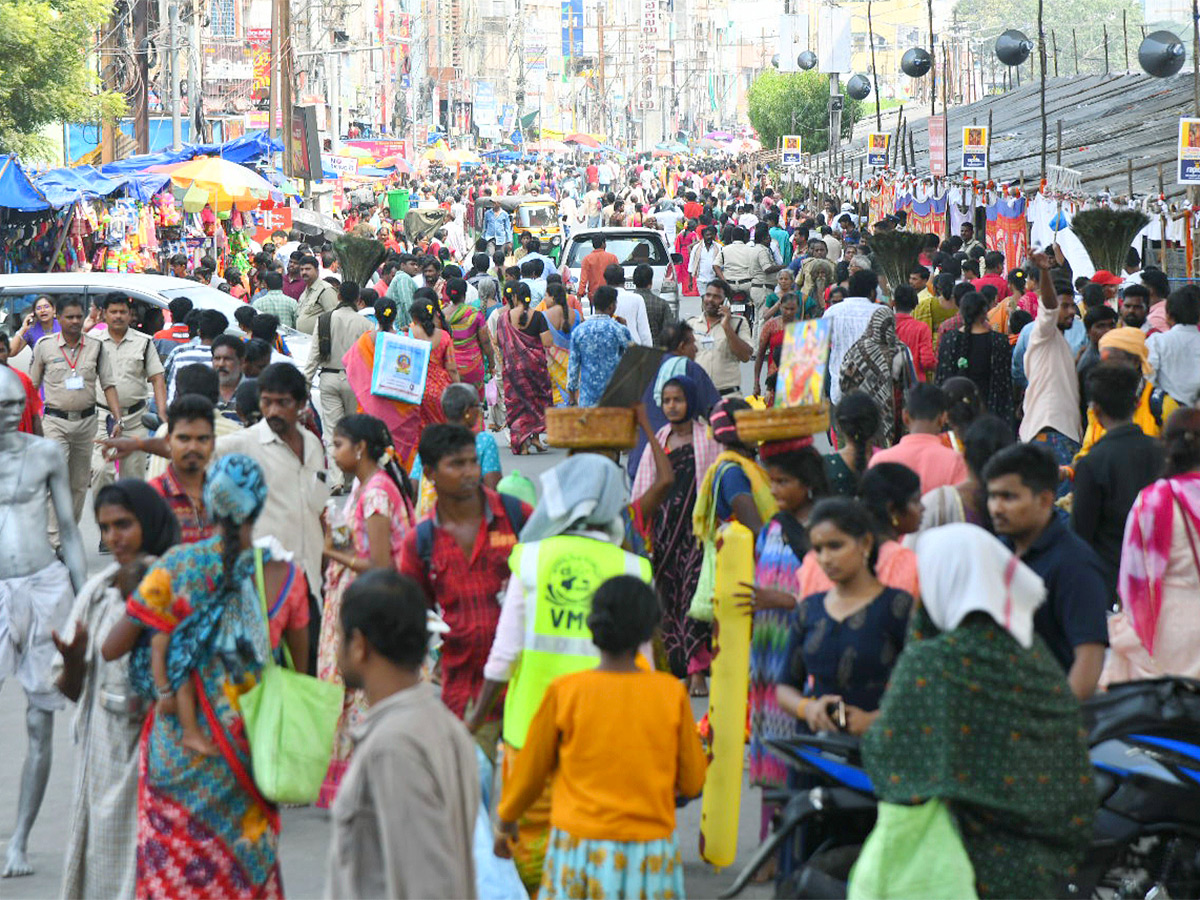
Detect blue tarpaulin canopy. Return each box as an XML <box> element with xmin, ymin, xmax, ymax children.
<box><xmin>25</xmin><ymin>131</ymin><xmax>283</xmax><ymax>208</ymax></box>
<box><xmin>99</xmin><ymin>131</ymin><xmax>282</xmax><ymax>176</ymax></box>
<box><xmin>0</xmin><ymin>155</ymin><xmax>51</xmax><ymax>211</ymax></box>
<box><xmin>36</xmin><ymin>166</ymin><xmax>172</xmax><ymax>206</ymax></box>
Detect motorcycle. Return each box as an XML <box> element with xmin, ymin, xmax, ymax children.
<box><xmin>722</xmin><ymin>678</ymin><xmax>1200</xmax><ymax>900</ymax></box>
<box><xmin>729</xmin><ymin>284</ymin><xmax>755</xmax><ymax>333</ymax></box>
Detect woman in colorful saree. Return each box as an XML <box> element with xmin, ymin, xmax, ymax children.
<box><xmin>496</xmin><ymin>281</ymin><xmax>553</xmax><ymax>454</ymax></box>
<box><xmin>542</xmin><ymin>282</ymin><xmax>579</xmax><ymax>406</ymax></box>
<box><xmin>443</xmin><ymin>276</ymin><xmax>497</xmax><ymax>400</ymax></box>
<box><xmin>343</xmin><ymin>296</ymin><xmax>425</xmax><ymax>471</ymax></box>
<box><xmin>852</xmin><ymin>523</ymin><xmax>1094</xmax><ymax>900</ymax></box>
<box><xmin>102</xmin><ymin>454</ymin><xmax>284</xmax><ymax>899</ymax></box>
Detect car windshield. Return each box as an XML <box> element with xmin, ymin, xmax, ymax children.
<box><xmin>521</xmin><ymin>206</ymin><xmax>557</xmax><ymax>227</ymax></box>
<box><xmin>565</xmin><ymin>235</ymin><xmax>668</xmax><ymax>268</ymax></box>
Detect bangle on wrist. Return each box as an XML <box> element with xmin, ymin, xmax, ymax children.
<box><xmin>155</xmin><ymin>684</ymin><xmax>174</xmax><ymax>699</ymax></box>
<box><xmin>795</xmin><ymin>697</ymin><xmax>810</xmax><ymax>720</ymax></box>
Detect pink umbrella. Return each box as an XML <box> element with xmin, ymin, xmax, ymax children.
<box><xmin>374</xmin><ymin>155</ymin><xmax>413</xmax><ymax>173</ymax></box>
<box><xmin>565</xmin><ymin>132</ymin><xmax>601</xmax><ymax>148</ymax></box>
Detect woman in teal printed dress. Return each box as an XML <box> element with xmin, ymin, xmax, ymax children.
<box><xmin>823</xmin><ymin>391</ymin><xmax>881</xmax><ymax>497</ymax></box>
<box><xmin>102</xmin><ymin>455</ymin><xmax>283</xmax><ymax>898</ymax></box>
<box><xmin>856</xmin><ymin>523</ymin><xmax>1094</xmax><ymax>898</ymax></box>
<box><xmin>736</xmin><ymin>438</ymin><xmax>830</xmax><ymax>838</ymax></box>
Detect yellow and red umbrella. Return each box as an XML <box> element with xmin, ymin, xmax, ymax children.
<box><xmin>147</xmin><ymin>156</ymin><xmax>275</xmax><ymax>212</ymax></box>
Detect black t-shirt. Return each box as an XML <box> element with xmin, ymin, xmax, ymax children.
<box><xmin>1004</xmin><ymin>516</ymin><xmax>1110</xmax><ymax>671</ymax></box>
<box><xmin>519</xmin><ymin>310</ymin><xmax>549</xmax><ymax>337</ymax></box>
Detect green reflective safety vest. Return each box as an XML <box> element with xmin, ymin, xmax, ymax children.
<box><xmin>502</xmin><ymin>535</ymin><xmax>652</xmax><ymax>749</ymax></box>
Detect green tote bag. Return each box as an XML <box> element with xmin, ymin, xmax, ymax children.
<box><xmin>848</xmin><ymin>799</ymin><xmax>979</xmax><ymax>900</ymax></box>
<box><xmin>240</xmin><ymin>550</ymin><xmax>345</xmax><ymax>804</ymax></box>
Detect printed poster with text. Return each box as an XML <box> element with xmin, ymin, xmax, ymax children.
<box><xmin>867</xmin><ymin>133</ymin><xmax>891</xmax><ymax>167</ymax></box>
<box><xmin>1179</xmin><ymin>118</ymin><xmax>1200</xmax><ymax>185</ymax></box>
<box><xmin>370</xmin><ymin>331</ymin><xmax>431</xmax><ymax>404</ymax></box>
<box><xmin>775</xmin><ymin>319</ymin><xmax>831</xmax><ymax>407</ymax></box>
<box><xmin>962</xmin><ymin>126</ymin><xmax>989</xmax><ymax>171</ymax></box>
<box><xmin>782</xmin><ymin>135</ymin><xmax>803</xmax><ymax>165</ymax></box>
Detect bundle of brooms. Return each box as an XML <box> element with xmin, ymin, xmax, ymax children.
<box><xmin>333</xmin><ymin>235</ymin><xmax>388</xmax><ymax>287</ymax></box>
<box><xmin>1069</xmin><ymin>208</ymin><xmax>1149</xmax><ymax>276</ymax></box>
<box><xmin>864</xmin><ymin>230</ymin><xmax>926</xmax><ymax>295</ymax></box>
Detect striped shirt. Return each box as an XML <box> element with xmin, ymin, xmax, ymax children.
<box><xmin>163</xmin><ymin>338</ymin><xmax>213</xmax><ymax>403</ymax></box>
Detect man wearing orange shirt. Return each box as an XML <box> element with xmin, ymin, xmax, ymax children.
<box><xmin>576</xmin><ymin>234</ymin><xmax>619</xmax><ymax>303</ymax></box>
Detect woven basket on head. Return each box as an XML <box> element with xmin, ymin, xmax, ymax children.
<box><xmin>733</xmin><ymin>404</ymin><xmax>830</xmax><ymax>442</ymax></box>
<box><xmin>545</xmin><ymin>407</ymin><xmax>638</xmax><ymax>449</ymax></box>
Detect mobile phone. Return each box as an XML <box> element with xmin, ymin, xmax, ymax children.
<box><xmin>827</xmin><ymin>698</ymin><xmax>847</xmax><ymax>730</ymax></box>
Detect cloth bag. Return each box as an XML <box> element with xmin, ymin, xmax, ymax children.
<box><xmin>241</xmin><ymin>550</ymin><xmax>345</xmax><ymax>804</ymax></box>
<box><xmin>847</xmin><ymin>799</ymin><xmax>978</xmax><ymax>900</ymax></box>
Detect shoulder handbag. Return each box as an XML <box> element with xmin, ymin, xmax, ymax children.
<box><xmin>848</xmin><ymin>799</ymin><xmax>978</xmax><ymax>900</ymax></box>
<box><xmin>240</xmin><ymin>550</ymin><xmax>345</xmax><ymax>804</ymax></box>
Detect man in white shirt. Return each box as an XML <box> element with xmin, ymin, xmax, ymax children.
<box><xmin>825</xmin><ymin>269</ymin><xmax>887</xmax><ymax>403</ymax></box>
<box><xmin>689</xmin><ymin>225</ymin><xmax>720</xmax><ymax>297</ymax></box>
<box><xmin>737</xmin><ymin>204</ymin><xmax>759</xmax><ymax>231</ymax></box>
<box><xmin>445</xmin><ymin>209</ymin><xmax>469</xmax><ymax>262</ymax></box>
<box><xmin>1147</xmin><ymin>287</ymin><xmax>1200</xmax><ymax>406</ymax></box>
<box><xmin>603</xmin><ymin>263</ymin><xmax>652</xmax><ymax>346</ymax></box>
<box><xmin>654</xmin><ymin>200</ymin><xmax>683</xmax><ymax>244</ymax></box>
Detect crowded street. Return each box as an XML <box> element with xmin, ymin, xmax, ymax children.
<box><xmin>7</xmin><ymin>0</ymin><xmax>1200</xmax><ymax>893</ymax></box>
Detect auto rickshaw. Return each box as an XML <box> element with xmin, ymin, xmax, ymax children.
<box><xmin>512</xmin><ymin>195</ymin><xmax>564</xmax><ymax>262</ymax></box>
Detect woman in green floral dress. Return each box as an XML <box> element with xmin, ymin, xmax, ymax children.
<box><xmin>858</xmin><ymin>523</ymin><xmax>1095</xmax><ymax>899</ymax></box>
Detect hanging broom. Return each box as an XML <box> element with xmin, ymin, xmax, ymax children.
<box><xmin>1069</xmin><ymin>208</ymin><xmax>1149</xmax><ymax>276</ymax></box>
<box><xmin>333</xmin><ymin>235</ymin><xmax>388</xmax><ymax>288</ymax></box>
<box><xmin>863</xmin><ymin>230</ymin><xmax>926</xmax><ymax>297</ymax></box>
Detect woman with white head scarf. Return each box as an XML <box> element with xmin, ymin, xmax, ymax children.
<box><xmin>851</xmin><ymin>523</ymin><xmax>1095</xmax><ymax>900</ymax></box>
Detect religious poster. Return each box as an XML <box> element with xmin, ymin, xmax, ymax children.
<box><xmin>782</xmin><ymin>135</ymin><xmax>803</xmax><ymax>165</ymax></box>
<box><xmin>962</xmin><ymin>126</ymin><xmax>988</xmax><ymax>171</ymax></box>
<box><xmin>370</xmin><ymin>331</ymin><xmax>430</xmax><ymax>404</ymax></box>
<box><xmin>1178</xmin><ymin>118</ymin><xmax>1200</xmax><ymax>185</ymax></box>
<box><xmin>867</xmin><ymin>133</ymin><xmax>890</xmax><ymax>167</ymax></box>
<box><xmin>775</xmin><ymin>319</ymin><xmax>831</xmax><ymax>408</ymax></box>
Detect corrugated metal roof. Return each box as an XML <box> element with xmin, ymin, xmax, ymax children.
<box><xmin>825</xmin><ymin>73</ymin><xmax>1198</xmax><ymax>200</ymax></box>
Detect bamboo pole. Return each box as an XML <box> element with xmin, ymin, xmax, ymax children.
<box><xmin>1103</xmin><ymin>24</ymin><xmax>1109</xmax><ymax>74</ymax></box>
<box><xmin>1123</xmin><ymin>10</ymin><xmax>1130</xmax><ymax>72</ymax></box>
<box><xmin>1073</xmin><ymin>29</ymin><xmax>1079</xmax><ymax>76</ymax></box>
<box><xmin>1052</xmin><ymin>30</ymin><xmax>1059</xmax><ymax>78</ymax></box>
<box><xmin>868</xmin><ymin>0</ymin><xmax>882</xmax><ymax>131</ymax></box>
<box><xmin>1057</xmin><ymin>119</ymin><xmax>1063</xmax><ymax>167</ymax></box>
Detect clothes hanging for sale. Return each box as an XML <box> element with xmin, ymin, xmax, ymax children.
<box><xmin>948</xmin><ymin>186</ymin><xmax>977</xmax><ymax>237</ymax></box>
<box><xmin>985</xmin><ymin>195</ymin><xmax>1028</xmax><ymax>275</ymax></box>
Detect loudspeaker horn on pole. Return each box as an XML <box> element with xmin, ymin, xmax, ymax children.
<box><xmin>995</xmin><ymin>29</ymin><xmax>1034</xmax><ymax>66</ymax></box>
<box><xmin>901</xmin><ymin>47</ymin><xmax>932</xmax><ymax>77</ymax></box>
<box><xmin>1138</xmin><ymin>30</ymin><xmax>1186</xmax><ymax>78</ymax></box>
<box><xmin>846</xmin><ymin>73</ymin><xmax>871</xmax><ymax>99</ymax></box>
<box><xmin>798</xmin><ymin>50</ymin><xmax>818</xmax><ymax>70</ymax></box>
<box><xmin>772</xmin><ymin>53</ymin><xmax>781</xmax><ymax>68</ymax></box>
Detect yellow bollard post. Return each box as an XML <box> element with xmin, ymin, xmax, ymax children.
<box><xmin>699</xmin><ymin>520</ymin><xmax>755</xmax><ymax>869</ymax></box>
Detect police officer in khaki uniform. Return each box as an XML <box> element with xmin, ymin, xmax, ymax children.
<box><xmin>88</xmin><ymin>292</ymin><xmax>167</xmax><ymax>488</ymax></box>
<box><xmin>28</xmin><ymin>297</ymin><xmax>120</xmax><ymax>523</ymax></box>
<box><xmin>303</xmin><ymin>280</ymin><xmax>371</xmax><ymax>483</ymax></box>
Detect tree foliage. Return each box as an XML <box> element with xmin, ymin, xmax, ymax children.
<box><xmin>951</xmin><ymin>0</ymin><xmax>1143</xmax><ymax>77</ymax></box>
<box><xmin>0</xmin><ymin>0</ymin><xmax>124</xmax><ymax>159</ymax></box>
<box><xmin>747</xmin><ymin>71</ymin><xmax>863</xmax><ymax>156</ymax></box>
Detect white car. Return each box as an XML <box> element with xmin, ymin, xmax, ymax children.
<box><xmin>559</xmin><ymin>227</ymin><xmax>682</xmax><ymax>318</ymax></box>
<box><xmin>0</xmin><ymin>272</ymin><xmax>310</xmax><ymax>369</ymax></box>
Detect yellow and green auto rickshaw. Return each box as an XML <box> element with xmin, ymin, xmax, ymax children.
<box><xmin>512</xmin><ymin>195</ymin><xmax>564</xmax><ymax>261</ymax></box>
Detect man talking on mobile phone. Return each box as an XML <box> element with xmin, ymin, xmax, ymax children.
<box><xmin>686</xmin><ymin>280</ymin><xmax>752</xmax><ymax>396</ymax></box>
